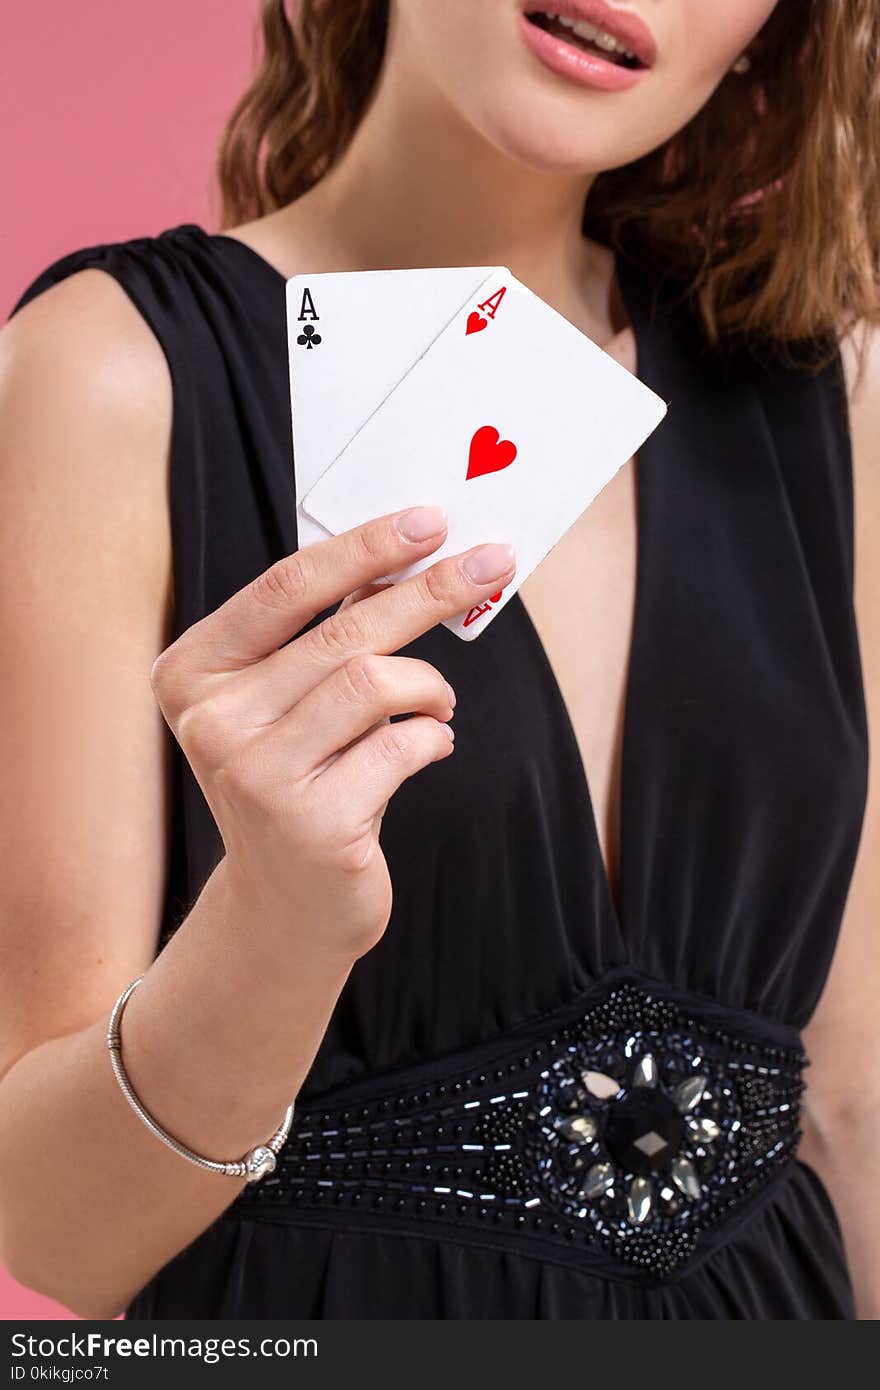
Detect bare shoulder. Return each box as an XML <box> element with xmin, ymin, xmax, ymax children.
<box><xmin>840</xmin><ymin>323</ymin><xmax>880</xmax><ymax>667</ymax></box>
<box><xmin>1</xmin><ymin>266</ymin><xmax>171</xmax><ymax>428</ymax></box>
<box><xmin>841</xmin><ymin>320</ymin><xmax>880</xmax><ymax>460</ymax></box>
<box><xmin>0</xmin><ymin>267</ymin><xmax>173</xmax><ymax>596</ymax></box>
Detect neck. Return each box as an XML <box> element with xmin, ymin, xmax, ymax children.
<box><xmin>274</xmin><ymin>16</ymin><xmax>607</xmax><ymax>314</ymax></box>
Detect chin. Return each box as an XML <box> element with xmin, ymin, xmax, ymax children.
<box><xmin>481</xmin><ymin>112</ymin><xmax>625</xmax><ymax>176</ymax></box>
<box><xmin>458</xmin><ymin>84</ymin><xmax>654</xmax><ymax>177</ymax></box>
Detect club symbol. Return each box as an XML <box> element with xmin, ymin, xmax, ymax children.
<box><xmin>297</xmin><ymin>324</ymin><xmax>322</xmax><ymax>350</ymax></box>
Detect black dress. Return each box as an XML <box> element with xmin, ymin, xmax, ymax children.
<box><xmin>12</xmin><ymin>224</ymin><xmax>869</xmax><ymax>1319</ymax></box>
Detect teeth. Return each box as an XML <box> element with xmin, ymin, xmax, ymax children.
<box><xmin>552</xmin><ymin>13</ymin><xmax>636</xmax><ymax>60</ymax></box>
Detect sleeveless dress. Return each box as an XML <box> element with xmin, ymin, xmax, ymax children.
<box><xmin>12</xmin><ymin>224</ymin><xmax>869</xmax><ymax>1319</ymax></box>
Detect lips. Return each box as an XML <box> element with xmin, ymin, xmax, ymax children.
<box><xmin>521</xmin><ymin>2</ymin><xmax>658</xmax><ymax>71</ymax></box>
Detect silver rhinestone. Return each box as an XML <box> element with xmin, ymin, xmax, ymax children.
<box><xmin>557</xmin><ymin>1114</ymin><xmax>597</xmax><ymax>1144</ymax></box>
<box><xmin>627</xmin><ymin>1176</ymin><xmax>653</xmax><ymax>1225</ymax></box>
<box><xmin>686</xmin><ymin>1115</ymin><xmax>720</xmax><ymax>1143</ymax></box>
<box><xmin>582</xmin><ymin>1070</ymin><xmax>621</xmax><ymax>1100</ymax></box>
<box><xmin>580</xmin><ymin>1162</ymin><xmax>615</xmax><ymax>1199</ymax></box>
<box><xmin>670</xmin><ymin>1155</ymin><xmax>702</xmax><ymax>1200</ymax></box>
<box><xmin>674</xmin><ymin>1075</ymin><xmax>707</xmax><ymax>1113</ymax></box>
<box><xmin>633</xmin><ymin>1054</ymin><xmax>658</xmax><ymax>1088</ymax></box>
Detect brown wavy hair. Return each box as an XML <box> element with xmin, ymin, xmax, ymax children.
<box><xmin>217</xmin><ymin>0</ymin><xmax>880</xmax><ymax>364</ymax></box>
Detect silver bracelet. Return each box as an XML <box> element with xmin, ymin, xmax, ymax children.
<box><xmin>107</xmin><ymin>975</ymin><xmax>295</xmax><ymax>1184</ymax></box>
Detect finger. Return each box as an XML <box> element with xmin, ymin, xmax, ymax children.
<box><xmin>315</xmin><ymin>713</ymin><xmax>455</xmax><ymax>826</ymax></box>
<box><xmin>288</xmin><ymin>541</ymin><xmax>515</xmax><ymax>691</ymax></box>
<box><xmin>338</xmin><ymin>580</ymin><xmax>392</xmax><ymax>611</ymax></box>
<box><xmin>263</xmin><ymin>655</ymin><xmax>455</xmax><ymax>779</ymax></box>
<box><xmin>162</xmin><ymin>506</ymin><xmax>451</xmax><ymax>681</ymax></box>
<box><xmin>215</xmin><ymin>540</ymin><xmax>514</xmax><ymax>725</ymax></box>
<box><xmin>319</xmin><ymin>712</ymin><xmax>391</xmax><ymax>776</ymax></box>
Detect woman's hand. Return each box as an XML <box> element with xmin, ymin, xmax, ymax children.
<box><xmin>149</xmin><ymin>505</ymin><xmax>515</xmax><ymax>961</ymax></box>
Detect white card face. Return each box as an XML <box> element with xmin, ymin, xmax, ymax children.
<box><xmin>300</xmin><ymin>270</ymin><xmax>668</xmax><ymax>640</ymax></box>
<box><xmin>287</xmin><ymin>267</ymin><xmax>495</xmax><ymax>549</ymax></box>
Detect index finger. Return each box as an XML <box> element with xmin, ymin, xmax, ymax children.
<box><xmin>295</xmin><ymin>537</ymin><xmax>517</xmax><ymax>673</ymax></box>
<box><xmin>179</xmin><ymin>506</ymin><xmax>452</xmax><ymax>670</ymax></box>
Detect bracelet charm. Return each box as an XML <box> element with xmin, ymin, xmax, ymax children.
<box><xmin>245</xmin><ymin>1145</ymin><xmax>279</xmax><ymax>1182</ymax></box>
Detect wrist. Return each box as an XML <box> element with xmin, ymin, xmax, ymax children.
<box><xmin>219</xmin><ymin>853</ymin><xmax>368</xmax><ymax>973</ymax></box>
<box><xmin>113</xmin><ymin>863</ymin><xmax>354</xmax><ymax>1161</ymax></box>
<box><xmin>107</xmin><ymin>975</ymin><xmax>295</xmax><ymax>1182</ymax></box>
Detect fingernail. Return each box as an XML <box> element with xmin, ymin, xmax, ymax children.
<box><xmin>396</xmin><ymin>505</ymin><xmax>448</xmax><ymax>542</ymax></box>
<box><xmin>445</xmin><ymin>681</ymin><xmax>457</xmax><ymax>708</ymax></box>
<box><xmin>462</xmin><ymin>542</ymin><xmax>516</xmax><ymax>585</ymax></box>
<box><xmin>442</xmin><ymin>722</ymin><xmax>455</xmax><ymax>741</ymax></box>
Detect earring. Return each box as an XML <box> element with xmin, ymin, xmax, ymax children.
<box><xmin>731</xmin><ymin>52</ymin><xmax>752</xmax><ymax>74</ymax></box>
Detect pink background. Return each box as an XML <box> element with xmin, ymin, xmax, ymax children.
<box><xmin>1</xmin><ymin>0</ymin><xmax>259</xmax><ymax>1318</ymax></box>
<box><xmin>1</xmin><ymin>1</ymin><xmax>257</xmax><ymax>320</ymax></box>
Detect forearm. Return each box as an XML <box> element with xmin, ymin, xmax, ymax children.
<box><xmin>800</xmin><ymin>1108</ymin><xmax>880</xmax><ymax>1319</ymax></box>
<box><xmin>0</xmin><ymin>857</ymin><xmax>354</xmax><ymax>1320</ymax></box>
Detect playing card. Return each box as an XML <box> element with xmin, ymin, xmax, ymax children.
<box><xmin>287</xmin><ymin>267</ymin><xmax>494</xmax><ymax>549</ymax></box>
<box><xmin>299</xmin><ymin>269</ymin><xmax>668</xmax><ymax>640</ymax></box>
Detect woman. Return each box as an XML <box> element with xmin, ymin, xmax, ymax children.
<box><xmin>0</xmin><ymin>0</ymin><xmax>877</xmax><ymax>1320</ymax></box>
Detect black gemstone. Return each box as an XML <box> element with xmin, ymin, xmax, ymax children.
<box><xmin>604</xmin><ymin>1087</ymin><xmax>684</xmax><ymax>1175</ymax></box>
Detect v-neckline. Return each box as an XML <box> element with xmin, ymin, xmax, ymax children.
<box><xmin>191</xmin><ymin>221</ymin><xmax>649</xmax><ymax>939</ymax></box>
<box><xmin>512</xmin><ymin>253</ymin><xmax>647</xmax><ymax>940</ymax></box>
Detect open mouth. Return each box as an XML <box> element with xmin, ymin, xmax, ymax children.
<box><xmin>524</xmin><ymin>11</ymin><xmax>647</xmax><ymax>70</ymax></box>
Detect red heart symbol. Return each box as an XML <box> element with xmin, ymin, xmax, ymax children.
<box><xmin>466</xmin><ymin>312</ymin><xmax>487</xmax><ymax>336</ymax></box>
<box><xmin>467</xmin><ymin>425</ymin><xmax>518</xmax><ymax>480</ymax></box>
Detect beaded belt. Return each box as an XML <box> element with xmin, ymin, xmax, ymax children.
<box><xmin>233</xmin><ymin>971</ymin><xmax>806</xmax><ymax>1282</ymax></box>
